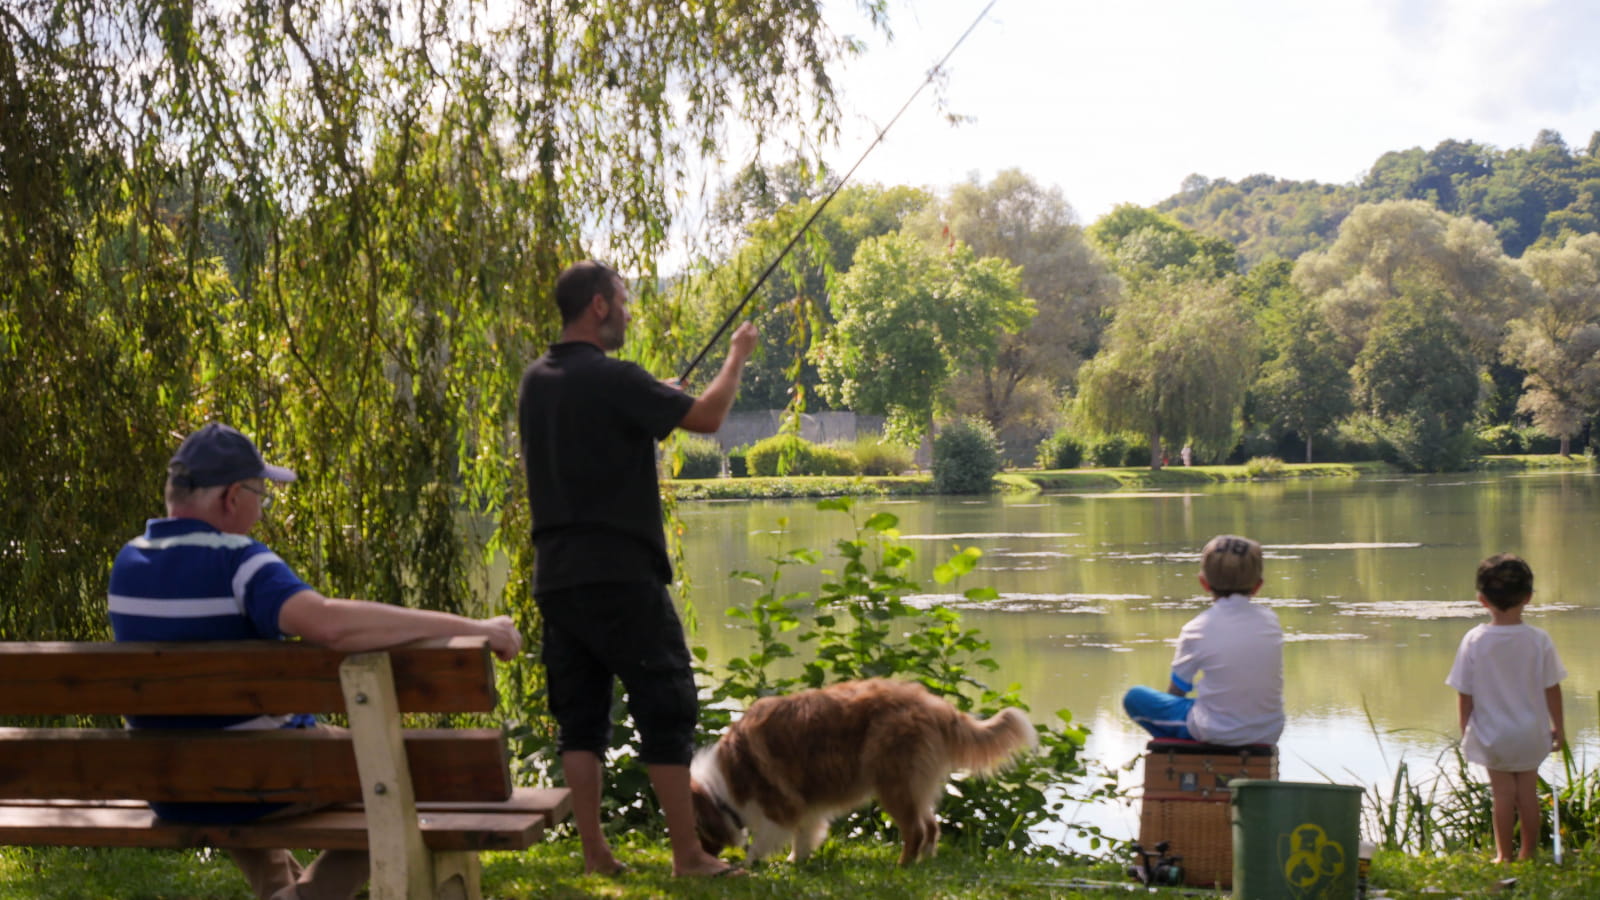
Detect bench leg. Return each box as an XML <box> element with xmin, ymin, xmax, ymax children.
<box><xmin>432</xmin><ymin>851</ymin><xmax>482</xmax><ymax>900</ymax></box>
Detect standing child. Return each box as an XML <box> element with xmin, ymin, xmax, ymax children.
<box><xmin>1122</xmin><ymin>534</ymin><xmax>1285</xmax><ymax>746</ymax></box>
<box><xmin>1447</xmin><ymin>553</ymin><xmax>1567</xmax><ymax>863</ymax></box>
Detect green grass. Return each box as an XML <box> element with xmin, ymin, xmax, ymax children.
<box><xmin>11</xmin><ymin>836</ymin><xmax>1600</xmax><ymax>898</ymax></box>
<box><xmin>666</xmin><ymin>474</ymin><xmax>937</xmax><ymax>500</ymax></box>
<box><xmin>666</xmin><ymin>462</ymin><xmax>1395</xmax><ymax>501</ymax></box>
<box><xmin>0</xmin><ymin>838</ymin><xmax>1137</xmax><ymax>900</ymax></box>
<box><xmin>1474</xmin><ymin>453</ymin><xmax>1593</xmax><ymax>470</ymax></box>
<box><xmin>1369</xmin><ymin>846</ymin><xmax>1600</xmax><ymax>898</ymax></box>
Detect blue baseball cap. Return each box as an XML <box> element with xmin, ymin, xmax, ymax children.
<box><xmin>168</xmin><ymin>423</ymin><xmax>298</xmax><ymax>488</ymax></box>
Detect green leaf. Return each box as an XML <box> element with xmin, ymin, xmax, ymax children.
<box><xmin>863</xmin><ymin>511</ymin><xmax>899</xmax><ymax>532</ymax></box>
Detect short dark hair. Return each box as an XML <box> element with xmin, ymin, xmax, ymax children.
<box><xmin>554</xmin><ymin>260</ymin><xmax>621</xmax><ymax>324</ymax></box>
<box><xmin>1476</xmin><ymin>553</ymin><xmax>1534</xmax><ymax>611</ymax></box>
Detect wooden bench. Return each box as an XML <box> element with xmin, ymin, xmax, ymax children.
<box><xmin>0</xmin><ymin>637</ymin><xmax>571</xmax><ymax>900</ymax></box>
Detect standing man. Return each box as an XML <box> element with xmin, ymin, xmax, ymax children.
<box><xmin>518</xmin><ymin>260</ymin><xmax>755</xmax><ymax>877</ymax></box>
<box><xmin>109</xmin><ymin>422</ymin><xmax>523</xmax><ymax>900</ymax></box>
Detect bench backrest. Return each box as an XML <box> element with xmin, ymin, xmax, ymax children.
<box><xmin>0</xmin><ymin>638</ymin><xmax>511</xmax><ymax>806</ymax></box>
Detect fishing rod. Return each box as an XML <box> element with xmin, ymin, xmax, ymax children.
<box><xmin>678</xmin><ymin>0</ymin><xmax>1000</xmax><ymax>384</ymax></box>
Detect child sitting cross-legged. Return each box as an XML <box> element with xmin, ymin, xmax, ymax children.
<box><xmin>1122</xmin><ymin>534</ymin><xmax>1284</xmax><ymax>747</ymax></box>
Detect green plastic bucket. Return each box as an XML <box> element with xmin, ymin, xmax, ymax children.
<box><xmin>1230</xmin><ymin>780</ymin><xmax>1363</xmax><ymax>900</ymax></box>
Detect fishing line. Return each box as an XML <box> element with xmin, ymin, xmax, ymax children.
<box><xmin>678</xmin><ymin>0</ymin><xmax>1000</xmax><ymax>383</ymax></box>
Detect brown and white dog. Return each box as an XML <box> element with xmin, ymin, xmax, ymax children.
<box><xmin>689</xmin><ymin>679</ymin><xmax>1038</xmax><ymax>866</ymax></box>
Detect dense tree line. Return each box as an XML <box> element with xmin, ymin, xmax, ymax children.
<box><xmin>1162</xmin><ymin>130</ymin><xmax>1600</xmax><ymax>265</ymax></box>
<box><xmin>695</xmin><ymin>135</ymin><xmax>1600</xmax><ymax>473</ymax></box>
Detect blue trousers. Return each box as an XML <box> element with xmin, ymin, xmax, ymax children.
<box><xmin>1123</xmin><ymin>686</ymin><xmax>1195</xmax><ymax>740</ymax></box>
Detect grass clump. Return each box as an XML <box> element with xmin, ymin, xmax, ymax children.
<box><xmin>1243</xmin><ymin>455</ymin><xmax>1286</xmax><ymax>479</ymax></box>
<box><xmin>849</xmin><ymin>434</ymin><xmax>916</xmax><ymax>475</ymax></box>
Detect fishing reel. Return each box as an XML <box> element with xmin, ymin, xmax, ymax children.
<box><xmin>1127</xmin><ymin>841</ymin><xmax>1185</xmax><ymax>887</ymax></box>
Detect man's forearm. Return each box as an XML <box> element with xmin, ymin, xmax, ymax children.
<box><xmin>679</xmin><ymin>351</ymin><xmax>749</xmax><ymax>433</ymax></box>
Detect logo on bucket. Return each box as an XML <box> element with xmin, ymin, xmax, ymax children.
<box><xmin>1278</xmin><ymin>822</ymin><xmax>1347</xmax><ymax>898</ymax></box>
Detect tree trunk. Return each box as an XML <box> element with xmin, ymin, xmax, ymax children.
<box><xmin>1561</xmin><ymin>434</ymin><xmax>1571</xmax><ymax>457</ymax></box>
<box><xmin>1149</xmin><ymin>426</ymin><xmax>1163</xmax><ymax>470</ymax></box>
<box><xmin>1305</xmin><ymin>434</ymin><xmax>1314</xmax><ymax>464</ymax></box>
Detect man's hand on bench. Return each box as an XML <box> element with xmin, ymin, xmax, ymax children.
<box><xmin>480</xmin><ymin>615</ymin><xmax>522</xmax><ymax>661</ymax></box>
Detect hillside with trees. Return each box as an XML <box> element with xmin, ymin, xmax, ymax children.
<box><xmin>1159</xmin><ymin>130</ymin><xmax>1600</xmax><ymax>266</ymax></box>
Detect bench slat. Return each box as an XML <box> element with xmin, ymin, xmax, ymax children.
<box><xmin>0</xmin><ymin>639</ymin><xmax>497</xmax><ymax>716</ymax></box>
<box><xmin>0</xmin><ymin>728</ymin><xmax>512</xmax><ymax>804</ymax></box>
<box><xmin>2</xmin><ymin>787</ymin><xmax>572</xmax><ymax>820</ymax></box>
<box><xmin>0</xmin><ymin>803</ymin><xmax>546</xmax><ymax>851</ymax></box>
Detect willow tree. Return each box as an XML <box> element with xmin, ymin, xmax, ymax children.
<box><xmin>1504</xmin><ymin>234</ymin><xmax>1600</xmax><ymax>454</ymax></box>
<box><xmin>0</xmin><ymin>1</ymin><xmax>886</xmax><ymax>644</ymax></box>
<box><xmin>1293</xmin><ymin>200</ymin><xmax>1532</xmax><ymax>364</ymax></box>
<box><xmin>1075</xmin><ymin>279</ymin><xmax>1258</xmax><ymax>468</ymax></box>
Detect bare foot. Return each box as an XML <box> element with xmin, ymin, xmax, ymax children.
<box><xmin>674</xmin><ymin>859</ymin><xmax>745</xmax><ymax>878</ymax></box>
<box><xmin>583</xmin><ymin>852</ymin><xmax>625</xmax><ymax>876</ymax></box>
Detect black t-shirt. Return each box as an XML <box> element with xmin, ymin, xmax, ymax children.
<box><xmin>518</xmin><ymin>342</ymin><xmax>694</xmax><ymax>592</ymax></box>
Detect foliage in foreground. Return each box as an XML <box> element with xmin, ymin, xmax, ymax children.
<box><xmin>698</xmin><ymin>498</ymin><xmax>1116</xmax><ymax>856</ymax></box>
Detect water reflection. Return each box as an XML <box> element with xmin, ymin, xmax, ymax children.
<box><xmin>675</xmin><ymin>472</ymin><xmax>1600</xmax><ymax>846</ymax></box>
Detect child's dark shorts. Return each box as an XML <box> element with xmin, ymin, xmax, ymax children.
<box><xmin>534</xmin><ymin>580</ymin><xmax>698</xmax><ymax>766</ymax></box>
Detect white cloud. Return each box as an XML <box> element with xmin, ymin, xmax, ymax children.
<box><xmin>801</xmin><ymin>0</ymin><xmax>1600</xmax><ymax>221</ymax></box>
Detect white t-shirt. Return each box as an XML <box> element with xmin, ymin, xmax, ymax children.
<box><xmin>1171</xmin><ymin>594</ymin><xmax>1285</xmax><ymax>746</ymax></box>
<box><xmin>1446</xmin><ymin>622</ymin><xmax>1566</xmax><ymax>772</ymax></box>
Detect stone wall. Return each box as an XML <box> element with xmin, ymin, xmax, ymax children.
<box><xmin>713</xmin><ymin>410</ymin><xmax>887</xmax><ymax>450</ymax></box>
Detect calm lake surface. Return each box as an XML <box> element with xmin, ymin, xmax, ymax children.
<box><xmin>673</xmin><ymin>471</ymin><xmax>1600</xmax><ymax>847</ymax></box>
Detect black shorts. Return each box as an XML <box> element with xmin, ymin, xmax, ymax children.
<box><xmin>534</xmin><ymin>581</ymin><xmax>698</xmax><ymax>766</ymax></box>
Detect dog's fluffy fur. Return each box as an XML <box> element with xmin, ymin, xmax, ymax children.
<box><xmin>689</xmin><ymin>679</ymin><xmax>1038</xmax><ymax>865</ymax></box>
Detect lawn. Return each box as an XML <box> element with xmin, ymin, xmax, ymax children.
<box><xmin>6</xmin><ymin>834</ymin><xmax>1600</xmax><ymax>899</ymax></box>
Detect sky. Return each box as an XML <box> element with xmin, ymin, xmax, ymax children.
<box><xmin>800</xmin><ymin>0</ymin><xmax>1600</xmax><ymax>224</ymax></box>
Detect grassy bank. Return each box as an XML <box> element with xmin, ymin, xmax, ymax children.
<box><xmin>666</xmin><ymin>454</ymin><xmax>1590</xmax><ymax>502</ymax></box>
<box><xmin>6</xmin><ymin>837</ymin><xmax>1599</xmax><ymax>898</ymax></box>
<box><xmin>664</xmin><ymin>463</ymin><xmax>1391</xmax><ymax>501</ymax></box>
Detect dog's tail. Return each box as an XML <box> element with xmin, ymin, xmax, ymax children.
<box><xmin>949</xmin><ymin>707</ymin><xmax>1039</xmax><ymax>775</ymax></box>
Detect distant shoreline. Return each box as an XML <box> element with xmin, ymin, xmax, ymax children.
<box><xmin>665</xmin><ymin>455</ymin><xmax>1589</xmax><ymax>501</ymax></box>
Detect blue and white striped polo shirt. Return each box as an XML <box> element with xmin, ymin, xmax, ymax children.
<box><xmin>108</xmin><ymin>517</ymin><xmax>312</xmax><ymax>730</ymax></box>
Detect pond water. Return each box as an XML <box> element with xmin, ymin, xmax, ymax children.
<box><xmin>673</xmin><ymin>471</ymin><xmax>1600</xmax><ymax>848</ymax></box>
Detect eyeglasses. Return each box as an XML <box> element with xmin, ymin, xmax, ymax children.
<box><xmin>238</xmin><ymin>482</ymin><xmax>274</xmax><ymax>511</ymax></box>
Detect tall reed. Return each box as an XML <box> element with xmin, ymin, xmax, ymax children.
<box><xmin>1363</xmin><ymin>693</ymin><xmax>1600</xmax><ymax>857</ymax></box>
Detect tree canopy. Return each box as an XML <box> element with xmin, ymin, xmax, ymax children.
<box><xmin>813</xmin><ymin>233</ymin><xmax>1032</xmax><ymax>441</ymax></box>
<box><xmin>0</xmin><ymin>0</ymin><xmax>886</xmax><ymax>636</ymax></box>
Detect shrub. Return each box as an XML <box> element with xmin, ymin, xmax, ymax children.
<box><xmin>1035</xmin><ymin>430</ymin><xmax>1084</xmax><ymax>470</ymax></box>
<box><xmin>671</xmin><ymin>435</ymin><xmax>723</xmax><ymax>479</ymax></box>
<box><xmin>745</xmin><ymin>434</ymin><xmax>861</xmax><ymax>477</ymax></box>
<box><xmin>1123</xmin><ymin>439</ymin><xmax>1151</xmax><ymax>467</ymax></box>
<box><xmin>1244</xmin><ymin>456</ymin><xmax>1286</xmax><ymax>479</ymax></box>
<box><xmin>1522</xmin><ymin>427</ymin><xmax>1562</xmax><ymax>454</ymax></box>
<box><xmin>1083</xmin><ymin>434</ymin><xmax>1129</xmax><ymax>468</ymax></box>
<box><xmin>1474</xmin><ymin>424</ymin><xmax>1522</xmax><ymax>455</ymax></box>
<box><xmin>850</xmin><ymin>434</ymin><xmax>915</xmax><ymax>476</ymax></box>
<box><xmin>726</xmin><ymin>444</ymin><xmax>750</xmax><ymax>478</ymax></box>
<box><xmin>933</xmin><ymin>418</ymin><xmax>1001</xmax><ymax>494</ymax></box>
